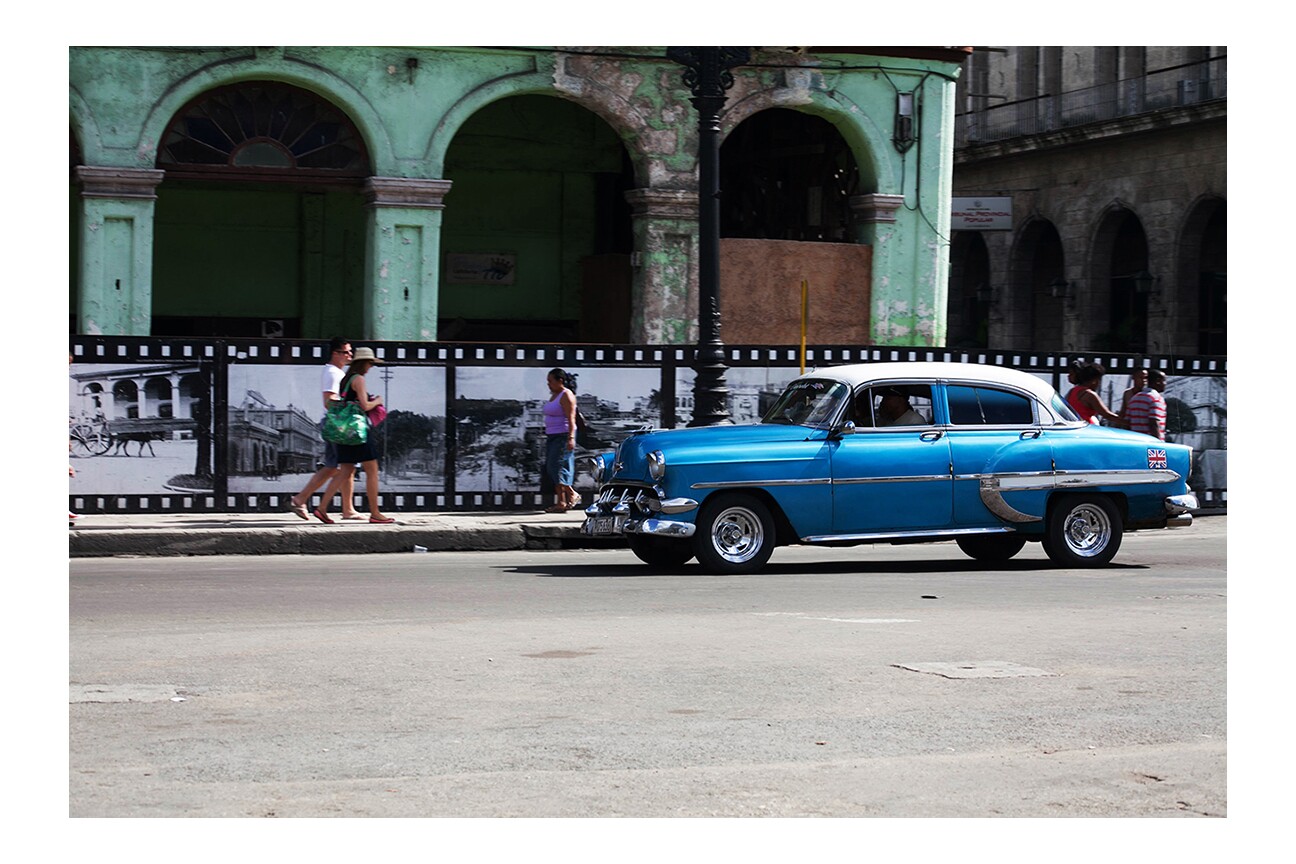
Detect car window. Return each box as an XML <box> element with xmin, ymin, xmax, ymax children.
<box><xmin>947</xmin><ymin>385</ymin><xmax>1035</xmax><ymax>426</ymax></box>
<box><xmin>762</xmin><ymin>379</ymin><xmax>850</xmax><ymax>428</ymax></box>
<box><xmin>853</xmin><ymin>383</ymin><xmax>934</xmax><ymax>427</ymax></box>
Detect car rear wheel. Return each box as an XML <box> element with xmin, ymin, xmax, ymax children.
<box><xmin>1043</xmin><ymin>494</ymin><xmax>1123</xmax><ymax>567</ymax></box>
<box><xmin>693</xmin><ymin>494</ymin><xmax>775</xmax><ymax>575</ymax></box>
<box><xmin>955</xmin><ymin>533</ymin><xmax>1027</xmax><ymax>562</ymax></box>
<box><xmin>628</xmin><ymin>536</ymin><xmax>695</xmax><ymax>569</ymax></box>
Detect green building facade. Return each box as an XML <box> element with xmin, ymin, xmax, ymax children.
<box><xmin>70</xmin><ymin>46</ymin><xmax>967</xmax><ymax>346</ymax></box>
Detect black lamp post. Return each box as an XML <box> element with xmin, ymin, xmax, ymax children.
<box><xmin>667</xmin><ymin>46</ymin><xmax>749</xmax><ymax>426</ymax></box>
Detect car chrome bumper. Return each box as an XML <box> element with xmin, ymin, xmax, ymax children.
<box><xmin>1164</xmin><ymin>492</ymin><xmax>1199</xmax><ymax>528</ymax></box>
<box><xmin>581</xmin><ymin>512</ymin><xmax>696</xmax><ymax>538</ymax></box>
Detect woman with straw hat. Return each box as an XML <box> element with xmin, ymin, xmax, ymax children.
<box><xmin>314</xmin><ymin>347</ymin><xmax>395</xmax><ymax>524</ymax></box>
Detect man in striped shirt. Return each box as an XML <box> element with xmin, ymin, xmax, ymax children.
<box><xmin>1126</xmin><ymin>369</ymin><xmax>1168</xmax><ymax>440</ymax></box>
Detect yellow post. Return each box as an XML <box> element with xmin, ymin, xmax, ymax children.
<box><xmin>799</xmin><ymin>279</ymin><xmax>808</xmax><ymax>374</ymax></box>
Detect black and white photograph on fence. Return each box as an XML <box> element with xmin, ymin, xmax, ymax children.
<box><xmin>452</xmin><ymin>365</ymin><xmax>663</xmax><ymax>494</ymax></box>
<box><xmin>68</xmin><ymin>361</ymin><xmax>215</xmax><ymax>496</ymax></box>
<box><xmin>673</xmin><ymin>365</ymin><xmax>803</xmax><ymax>427</ymax></box>
<box><xmin>226</xmin><ymin>362</ymin><xmax>447</xmax><ymax>496</ymax></box>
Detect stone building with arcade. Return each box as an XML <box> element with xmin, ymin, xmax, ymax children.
<box><xmin>70</xmin><ymin>46</ymin><xmax>969</xmax><ymax>348</ymax></box>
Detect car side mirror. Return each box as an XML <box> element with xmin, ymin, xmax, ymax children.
<box><xmin>832</xmin><ymin>421</ymin><xmax>857</xmax><ymax>439</ymax></box>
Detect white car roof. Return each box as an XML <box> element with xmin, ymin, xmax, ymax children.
<box><xmin>799</xmin><ymin>362</ymin><xmax>1060</xmax><ymax>402</ymax></box>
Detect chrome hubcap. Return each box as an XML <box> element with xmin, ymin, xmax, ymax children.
<box><xmin>1063</xmin><ymin>503</ymin><xmax>1112</xmax><ymax>557</ymax></box>
<box><xmin>711</xmin><ymin>506</ymin><xmax>764</xmax><ymax>563</ymax></box>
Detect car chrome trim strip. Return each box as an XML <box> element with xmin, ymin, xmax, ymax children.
<box><xmin>833</xmin><ymin>474</ymin><xmax>951</xmax><ymax>485</ymax></box>
<box><xmin>691</xmin><ymin>478</ymin><xmax>832</xmax><ymax>489</ymax></box>
<box><xmin>801</xmin><ymin>526</ymin><xmax>1016</xmax><ymax>543</ymax></box>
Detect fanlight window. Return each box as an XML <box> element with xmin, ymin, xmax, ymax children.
<box><xmin>158</xmin><ymin>83</ymin><xmax>367</xmax><ymax>177</ymax></box>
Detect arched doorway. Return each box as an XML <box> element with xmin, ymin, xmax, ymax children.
<box><xmin>948</xmin><ymin>232</ymin><xmax>990</xmax><ymax>348</ymax></box>
<box><xmin>1181</xmin><ymin>199</ymin><xmax>1226</xmax><ymax>355</ymax></box>
<box><xmin>1011</xmin><ymin>220</ymin><xmax>1066</xmax><ymax>351</ymax></box>
<box><xmin>152</xmin><ymin>82</ymin><xmax>371</xmax><ymax>338</ymax></box>
<box><xmin>1092</xmin><ymin>209</ymin><xmax>1151</xmax><ymax>353</ymax></box>
<box><xmin>440</xmin><ymin>95</ymin><xmax>634</xmax><ymax>343</ymax></box>
<box><xmin>716</xmin><ymin>108</ymin><xmax>873</xmax><ymax>344</ymax></box>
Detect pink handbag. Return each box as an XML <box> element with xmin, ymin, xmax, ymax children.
<box><xmin>367</xmin><ymin>404</ymin><xmax>388</xmax><ymax>427</ymax></box>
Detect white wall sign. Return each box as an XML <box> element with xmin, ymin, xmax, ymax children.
<box><xmin>951</xmin><ymin>197</ymin><xmax>1013</xmax><ymax>231</ymax></box>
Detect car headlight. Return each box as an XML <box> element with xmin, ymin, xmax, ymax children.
<box><xmin>647</xmin><ymin>450</ymin><xmax>667</xmax><ymax>481</ymax></box>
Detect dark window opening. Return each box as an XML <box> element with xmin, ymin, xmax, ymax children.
<box><xmin>721</xmin><ymin>109</ymin><xmax>860</xmax><ymax>243</ymax></box>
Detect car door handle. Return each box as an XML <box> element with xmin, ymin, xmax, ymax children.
<box><xmin>1020</xmin><ymin>430</ymin><xmax>1042</xmax><ymax>439</ymax></box>
<box><xmin>920</xmin><ymin>431</ymin><xmax>944</xmax><ymax>442</ymax></box>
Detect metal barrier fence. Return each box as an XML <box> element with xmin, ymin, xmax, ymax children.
<box><xmin>68</xmin><ymin>336</ymin><xmax>1227</xmax><ymax>514</ymax></box>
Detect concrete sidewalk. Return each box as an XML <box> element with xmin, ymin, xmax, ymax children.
<box><xmin>68</xmin><ymin>508</ymin><xmax>612</xmax><ymax>558</ymax></box>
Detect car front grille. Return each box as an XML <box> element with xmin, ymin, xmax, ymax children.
<box><xmin>591</xmin><ymin>484</ymin><xmax>660</xmax><ymax>517</ymax></box>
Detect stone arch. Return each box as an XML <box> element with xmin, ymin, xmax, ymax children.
<box><xmin>1087</xmin><ymin>202</ymin><xmax>1151</xmax><ymax>353</ymax></box>
<box><xmin>69</xmin><ymin>89</ymin><xmax>101</xmax><ymax>165</ymax></box>
<box><xmin>719</xmin><ymin>107</ymin><xmax>864</xmax><ymax>243</ymax></box>
<box><xmin>1176</xmin><ymin>195</ymin><xmax>1226</xmax><ymax>354</ymax></box>
<box><xmin>429</xmin><ymin>67</ymin><xmax>653</xmax><ymax>186</ymax></box>
<box><xmin>139</xmin><ymin>57</ymin><xmax>392</xmax><ymax>173</ymax></box>
<box><xmin>438</xmin><ymin>91</ymin><xmax>637</xmax><ymax>343</ymax></box>
<box><xmin>720</xmin><ymin>87</ymin><xmax>889</xmax><ymax>193</ymax></box>
<box><xmin>1007</xmin><ymin>217</ymin><xmax>1067</xmax><ymax>351</ymax></box>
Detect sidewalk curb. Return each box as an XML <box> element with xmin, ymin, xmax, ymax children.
<box><xmin>68</xmin><ymin>521</ymin><xmax>621</xmax><ymax>558</ymax></box>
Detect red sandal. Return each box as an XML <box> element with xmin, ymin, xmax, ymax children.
<box><xmin>312</xmin><ymin>508</ymin><xmax>334</xmax><ymax>524</ymax></box>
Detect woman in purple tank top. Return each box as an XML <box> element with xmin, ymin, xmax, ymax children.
<box><xmin>543</xmin><ymin>368</ymin><xmax>579</xmax><ymax>512</ymax></box>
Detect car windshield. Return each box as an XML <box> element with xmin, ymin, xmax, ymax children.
<box><xmin>762</xmin><ymin>379</ymin><xmax>850</xmax><ymax>428</ymax></box>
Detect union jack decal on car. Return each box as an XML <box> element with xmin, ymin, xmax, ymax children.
<box><xmin>1148</xmin><ymin>448</ymin><xmax>1167</xmax><ymax>469</ymax></box>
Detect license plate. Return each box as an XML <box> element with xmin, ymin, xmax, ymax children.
<box><xmin>587</xmin><ymin>515</ymin><xmax>625</xmax><ymax>536</ymax></box>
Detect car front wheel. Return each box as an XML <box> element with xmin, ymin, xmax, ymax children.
<box><xmin>1042</xmin><ymin>494</ymin><xmax>1123</xmax><ymax>567</ymax></box>
<box><xmin>693</xmin><ymin>494</ymin><xmax>775</xmax><ymax>575</ymax></box>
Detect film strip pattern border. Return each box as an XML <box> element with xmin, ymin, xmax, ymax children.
<box><xmin>69</xmin><ymin>336</ymin><xmax>1227</xmax><ymax>513</ymax></box>
<box><xmin>71</xmin><ymin>335</ymin><xmax>1228</xmax><ymax>374</ymax></box>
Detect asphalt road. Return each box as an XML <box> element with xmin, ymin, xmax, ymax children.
<box><xmin>69</xmin><ymin>517</ymin><xmax>1226</xmax><ymax>819</ymax></box>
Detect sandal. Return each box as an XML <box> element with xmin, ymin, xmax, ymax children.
<box><xmin>545</xmin><ymin>504</ymin><xmax>570</xmax><ymax>513</ymax></box>
<box><xmin>289</xmin><ymin>500</ymin><xmax>310</xmax><ymax>520</ymax></box>
<box><xmin>341</xmin><ymin>514</ymin><xmax>367</xmax><ymax>521</ymax></box>
<box><xmin>312</xmin><ymin>508</ymin><xmax>334</xmax><ymax>524</ymax></box>
<box><xmin>369</xmin><ymin>515</ymin><xmax>396</xmax><ymax>524</ymax></box>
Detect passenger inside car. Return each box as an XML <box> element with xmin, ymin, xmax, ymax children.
<box><xmin>857</xmin><ymin>385</ymin><xmax>932</xmax><ymax>426</ymax></box>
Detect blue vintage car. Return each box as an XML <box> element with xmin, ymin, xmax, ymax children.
<box><xmin>581</xmin><ymin>362</ymin><xmax>1197</xmax><ymax>573</ymax></box>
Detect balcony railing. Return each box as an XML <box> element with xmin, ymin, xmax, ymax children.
<box><xmin>956</xmin><ymin>56</ymin><xmax>1226</xmax><ymax>148</ymax></box>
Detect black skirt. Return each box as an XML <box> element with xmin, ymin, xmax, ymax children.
<box><xmin>336</xmin><ymin>436</ymin><xmax>378</xmax><ymax>464</ymax></box>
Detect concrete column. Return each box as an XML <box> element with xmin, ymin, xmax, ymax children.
<box><xmin>624</xmin><ymin>188</ymin><xmax>698</xmax><ymax>344</ymax></box>
<box><xmin>362</xmin><ymin>177</ymin><xmax>453</xmax><ymax>341</ymax></box>
<box><xmin>75</xmin><ymin>167</ymin><xmax>164</xmax><ymax>336</ymax></box>
<box><xmin>850</xmin><ymin>193</ymin><xmax>909</xmax><ymax>345</ymax></box>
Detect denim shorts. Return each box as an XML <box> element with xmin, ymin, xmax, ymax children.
<box><xmin>545</xmin><ymin>433</ymin><xmax>574</xmax><ymax>486</ymax></box>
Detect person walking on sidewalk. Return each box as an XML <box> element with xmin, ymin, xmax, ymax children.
<box><xmin>1126</xmin><ymin>369</ymin><xmax>1168</xmax><ymax>441</ymax></box>
<box><xmin>289</xmin><ymin>337</ymin><xmax>361</xmax><ymax>521</ymax></box>
<box><xmin>313</xmin><ymin>347</ymin><xmax>394</xmax><ymax>524</ymax></box>
<box><xmin>542</xmin><ymin>368</ymin><xmax>580</xmax><ymax>512</ymax></box>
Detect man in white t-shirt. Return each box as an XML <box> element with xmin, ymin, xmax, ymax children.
<box><xmin>288</xmin><ymin>337</ymin><xmax>359</xmax><ymax>520</ymax></box>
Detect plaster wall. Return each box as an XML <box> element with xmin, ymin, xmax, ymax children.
<box><xmin>70</xmin><ymin>46</ymin><xmax>964</xmax><ymax>346</ymax></box>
